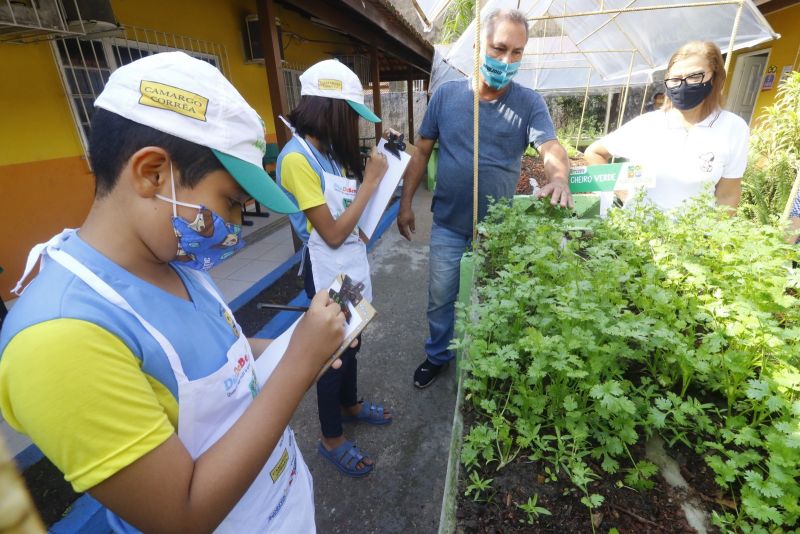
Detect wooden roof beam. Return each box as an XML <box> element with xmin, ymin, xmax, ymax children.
<box><xmin>282</xmin><ymin>0</ymin><xmax>432</xmax><ymax>74</ymax></box>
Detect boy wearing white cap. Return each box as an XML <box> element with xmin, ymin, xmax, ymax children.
<box><xmin>0</xmin><ymin>52</ymin><xmax>344</xmax><ymax>532</ymax></box>
<box><xmin>277</xmin><ymin>60</ymin><xmax>391</xmax><ymax>478</ymax></box>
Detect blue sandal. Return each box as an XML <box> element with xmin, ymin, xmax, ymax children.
<box><xmin>341</xmin><ymin>401</ymin><xmax>393</xmax><ymax>426</ymax></box>
<box><xmin>318</xmin><ymin>440</ymin><xmax>374</xmax><ymax>478</ymax></box>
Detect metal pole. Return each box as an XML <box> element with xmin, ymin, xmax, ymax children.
<box><xmin>472</xmin><ymin>0</ymin><xmax>481</xmax><ymax>242</ymax></box>
<box><xmin>576</xmin><ymin>68</ymin><xmax>592</xmax><ymax>151</ymax></box>
<box><xmin>524</xmin><ymin>49</ymin><xmax>639</xmax><ymax>56</ymax></box>
<box><xmin>618</xmin><ymin>51</ymin><xmax>636</xmax><ymax>127</ymax></box>
<box><xmin>640</xmin><ymin>83</ymin><xmax>649</xmax><ymax>115</ymax></box>
<box><xmin>604</xmin><ymin>89</ymin><xmax>613</xmax><ymax>134</ymax></box>
<box><xmin>578</xmin><ymin>0</ymin><xmax>637</xmax><ymax>44</ymax></box>
<box><xmin>529</xmin><ymin>0</ymin><xmax>741</xmax><ymax>20</ymax></box>
<box><xmin>724</xmin><ymin>0</ymin><xmax>745</xmax><ymax>73</ymax></box>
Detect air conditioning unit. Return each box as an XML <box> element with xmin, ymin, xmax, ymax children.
<box><xmin>243</xmin><ymin>14</ymin><xmax>264</xmax><ymax>63</ymax></box>
<box><xmin>0</xmin><ymin>0</ymin><xmax>68</xmax><ymax>42</ymax></box>
<box><xmin>61</xmin><ymin>0</ymin><xmax>119</xmax><ymax>36</ymax></box>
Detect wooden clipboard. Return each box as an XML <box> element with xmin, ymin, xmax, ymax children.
<box><xmin>253</xmin><ymin>274</ymin><xmax>376</xmax><ymax>386</ymax></box>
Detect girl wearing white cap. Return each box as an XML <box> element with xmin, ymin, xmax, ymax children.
<box><xmin>277</xmin><ymin>60</ymin><xmax>392</xmax><ymax>477</ymax></box>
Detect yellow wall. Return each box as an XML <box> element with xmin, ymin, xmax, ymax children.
<box><xmin>0</xmin><ymin>0</ymin><xmax>349</xmax><ymax>296</ymax></box>
<box><xmin>728</xmin><ymin>4</ymin><xmax>800</xmax><ymax>124</ymax></box>
<box><xmin>277</xmin><ymin>8</ymin><xmax>354</xmax><ymax>67</ymax></box>
<box><xmin>0</xmin><ymin>44</ymin><xmax>84</xmax><ymax>164</ymax></box>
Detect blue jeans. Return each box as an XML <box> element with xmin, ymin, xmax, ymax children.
<box><xmin>425</xmin><ymin>222</ymin><xmax>472</xmax><ymax>365</ymax></box>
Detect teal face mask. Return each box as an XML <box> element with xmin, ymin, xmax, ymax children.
<box><xmin>480</xmin><ymin>54</ymin><xmax>520</xmax><ymax>90</ymax></box>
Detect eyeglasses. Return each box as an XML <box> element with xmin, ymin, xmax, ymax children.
<box><xmin>664</xmin><ymin>71</ymin><xmax>708</xmax><ymax>89</ymax></box>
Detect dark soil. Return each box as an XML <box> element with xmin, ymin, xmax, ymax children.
<box><xmin>455</xmin><ymin>409</ymin><xmax>722</xmax><ymax>533</ymax></box>
<box><xmin>517</xmin><ymin>155</ymin><xmax>588</xmax><ymax>195</ymax></box>
<box><xmin>233</xmin><ymin>261</ymin><xmax>304</xmax><ymax>337</ymax></box>
<box><xmin>22</xmin><ymin>456</ymin><xmax>80</xmax><ymax>526</ymax></box>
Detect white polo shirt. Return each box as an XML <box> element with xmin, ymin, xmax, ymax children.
<box><xmin>602</xmin><ymin>109</ymin><xmax>749</xmax><ymax>211</ymax></box>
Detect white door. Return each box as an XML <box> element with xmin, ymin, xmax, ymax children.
<box><xmin>728</xmin><ymin>52</ymin><xmax>768</xmax><ymax>124</ymax></box>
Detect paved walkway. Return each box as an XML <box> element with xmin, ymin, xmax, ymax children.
<box><xmin>210</xmin><ymin>212</ymin><xmax>296</xmax><ymax>302</ymax></box>
<box><xmin>290</xmin><ymin>186</ymin><xmax>457</xmax><ymax>534</ymax></box>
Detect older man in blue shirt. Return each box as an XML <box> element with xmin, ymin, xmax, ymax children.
<box><xmin>398</xmin><ymin>8</ymin><xmax>572</xmax><ymax>389</ymax></box>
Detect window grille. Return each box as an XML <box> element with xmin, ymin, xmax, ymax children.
<box><xmin>53</xmin><ymin>25</ymin><xmax>229</xmax><ymax>152</ymax></box>
<box><xmin>281</xmin><ymin>61</ymin><xmax>305</xmax><ymax>111</ymax></box>
<box><xmin>334</xmin><ymin>54</ymin><xmax>370</xmax><ymax>86</ymax></box>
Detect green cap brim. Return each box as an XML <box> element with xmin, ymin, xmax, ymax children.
<box><xmin>212</xmin><ymin>149</ymin><xmax>299</xmax><ymax>215</ymax></box>
<box><xmin>347</xmin><ymin>100</ymin><xmax>381</xmax><ymax>123</ymax></box>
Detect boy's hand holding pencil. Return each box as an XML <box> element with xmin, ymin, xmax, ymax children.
<box><xmin>289</xmin><ymin>290</ymin><xmax>346</xmax><ymax>378</ymax></box>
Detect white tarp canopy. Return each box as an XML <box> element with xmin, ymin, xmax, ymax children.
<box><xmin>432</xmin><ymin>0</ymin><xmax>778</xmax><ymax>93</ymax></box>
<box><xmin>411</xmin><ymin>0</ymin><xmax>453</xmax><ymax>31</ymax></box>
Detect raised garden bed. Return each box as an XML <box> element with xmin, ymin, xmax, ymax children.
<box><xmin>442</xmin><ymin>196</ymin><xmax>800</xmax><ymax>533</ymax></box>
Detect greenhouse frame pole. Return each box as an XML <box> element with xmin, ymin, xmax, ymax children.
<box><xmin>576</xmin><ymin>0</ymin><xmax>637</xmax><ymax>45</ymax></box>
<box><xmin>576</xmin><ymin>68</ymin><xmax>593</xmax><ymax>150</ymax></box>
<box><xmin>724</xmin><ymin>0</ymin><xmax>745</xmax><ymax>73</ymax></box>
<box><xmin>523</xmin><ymin>49</ymin><xmax>639</xmax><ymax>56</ymax></box>
<box><xmin>640</xmin><ymin>83</ymin><xmax>650</xmax><ymax>115</ymax></box>
<box><xmin>527</xmin><ymin>1</ymin><xmax>741</xmax><ymax>21</ymax></box>
<box><xmin>617</xmin><ymin>51</ymin><xmax>636</xmax><ymax>128</ymax></box>
<box><xmin>472</xmin><ymin>0</ymin><xmax>480</xmax><ymax>242</ymax></box>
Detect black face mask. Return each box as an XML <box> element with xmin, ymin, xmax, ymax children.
<box><xmin>666</xmin><ymin>79</ymin><xmax>713</xmax><ymax>110</ymax></box>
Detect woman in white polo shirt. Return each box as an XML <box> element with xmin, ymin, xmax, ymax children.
<box><xmin>585</xmin><ymin>41</ymin><xmax>749</xmax><ymax>212</ymax></box>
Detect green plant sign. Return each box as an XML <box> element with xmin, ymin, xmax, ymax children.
<box><xmin>568</xmin><ymin>163</ymin><xmax>653</xmax><ymax>193</ymax></box>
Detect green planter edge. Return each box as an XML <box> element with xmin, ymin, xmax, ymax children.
<box><xmin>437</xmin><ymin>194</ymin><xmax>601</xmax><ymax>533</ymax></box>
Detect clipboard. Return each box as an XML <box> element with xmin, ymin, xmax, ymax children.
<box><xmin>254</xmin><ymin>273</ymin><xmax>376</xmax><ymax>385</ymax></box>
<box><xmin>358</xmin><ymin>138</ymin><xmax>410</xmax><ymax>239</ymax></box>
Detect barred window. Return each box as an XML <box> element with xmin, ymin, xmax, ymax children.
<box><xmin>53</xmin><ymin>26</ymin><xmax>229</xmax><ymax>152</ymax></box>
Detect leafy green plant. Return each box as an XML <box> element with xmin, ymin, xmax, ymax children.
<box><xmin>439</xmin><ymin>0</ymin><xmax>475</xmax><ymax>44</ymax></box>
<box><xmin>458</xmin><ymin>197</ymin><xmax>800</xmax><ymax>532</ymax></box>
<box><xmin>517</xmin><ymin>494</ymin><xmax>552</xmax><ymax>524</ymax></box>
<box><xmin>740</xmin><ymin>71</ymin><xmax>800</xmax><ymax>224</ymax></box>
<box><xmin>464</xmin><ymin>470</ymin><xmax>494</xmax><ymax>502</ymax></box>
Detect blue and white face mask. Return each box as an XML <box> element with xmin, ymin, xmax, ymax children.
<box><xmin>156</xmin><ymin>163</ymin><xmax>244</xmax><ymax>271</ymax></box>
<box><xmin>480</xmin><ymin>54</ymin><xmax>520</xmax><ymax>90</ymax></box>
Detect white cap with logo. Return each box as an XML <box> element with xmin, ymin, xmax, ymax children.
<box><xmin>299</xmin><ymin>59</ymin><xmax>381</xmax><ymax>123</ymax></box>
<box><xmin>94</xmin><ymin>51</ymin><xmax>298</xmax><ymax>214</ymax></box>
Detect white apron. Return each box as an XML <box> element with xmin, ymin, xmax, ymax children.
<box><xmin>292</xmin><ymin>133</ymin><xmax>373</xmax><ymax>303</ymax></box>
<box><xmin>14</xmin><ymin>230</ymin><xmax>315</xmax><ymax>533</ymax></box>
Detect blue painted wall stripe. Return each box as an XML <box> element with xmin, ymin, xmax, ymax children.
<box><xmin>49</xmin><ymin>494</ymin><xmax>107</xmax><ymax>534</ymax></box>
<box><xmin>14</xmin><ymin>443</ymin><xmax>43</xmax><ymax>471</ymax></box>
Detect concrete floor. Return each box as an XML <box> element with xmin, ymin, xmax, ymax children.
<box><xmin>289</xmin><ymin>186</ymin><xmax>458</xmax><ymax>534</ymax></box>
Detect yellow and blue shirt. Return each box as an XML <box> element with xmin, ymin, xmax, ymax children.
<box><xmin>277</xmin><ymin>136</ymin><xmax>344</xmax><ymax>242</ymax></box>
<box><xmin>0</xmin><ymin>232</ymin><xmax>240</xmax><ymax>492</ymax></box>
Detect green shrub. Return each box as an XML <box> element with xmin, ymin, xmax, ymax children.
<box><xmin>740</xmin><ymin>71</ymin><xmax>800</xmax><ymax>224</ymax></box>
